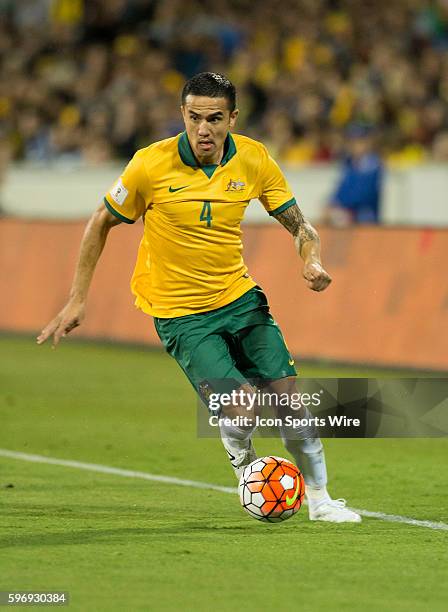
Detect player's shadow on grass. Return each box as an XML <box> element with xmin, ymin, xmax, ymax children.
<box><xmin>1</xmin><ymin>503</ymin><xmax>253</xmax><ymax>521</ymax></box>
<box><xmin>0</xmin><ymin>503</ymin><xmax>147</xmax><ymax>519</ymax></box>
<box><xmin>0</xmin><ymin>522</ymin><xmax>264</xmax><ymax>549</ymax></box>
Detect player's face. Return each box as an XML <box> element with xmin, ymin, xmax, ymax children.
<box><xmin>181</xmin><ymin>95</ymin><xmax>238</xmax><ymax>165</ymax></box>
<box><xmin>349</xmin><ymin>136</ymin><xmax>372</xmax><ymax>159</ymax></box>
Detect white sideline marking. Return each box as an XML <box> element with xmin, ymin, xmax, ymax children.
<box><xmin>0</xmin><ymin>449</ymin><xmax>236</xmax><ymax>495</ymax></box>
<box><xmin>1</xmin><ymin>449</ymin><xmax>447</xmax><ymax>532</ymax></box>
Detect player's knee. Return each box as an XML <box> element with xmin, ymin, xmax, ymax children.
<box><xmin>260</xmin><ymin>376</ymin><xmax>299</xmax><ymax>417</ymax></box>
<box><xmin>220</xmin><ymin>382</ymin><xmax>259</xmax><ymax>420</ymax></box>
<box><xmin>263</xmin><ymin>376</ymin><xmax>297</xmax><ymax>396</ymax></box>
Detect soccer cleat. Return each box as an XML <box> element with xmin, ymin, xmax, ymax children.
<box><xmin>226</xmin><ymin>441</ymin><xmax>257</xmax><ymax>480</ymax></box>
<box><xmin>308</xmin><ymin>498</ymin><xmax>362</xmax><ymax>523</ymax></box>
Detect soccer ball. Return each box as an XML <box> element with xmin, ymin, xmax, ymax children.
<box><xmin>238</xmin><ymin>456</ymin><xmax>305</xmax><ymax>522</ymax></box>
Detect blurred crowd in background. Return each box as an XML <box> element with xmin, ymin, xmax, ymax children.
<box><xmin>1</xmin><ymin>0</ymin><xmax>448</xmax><ymax>168</ymax></box>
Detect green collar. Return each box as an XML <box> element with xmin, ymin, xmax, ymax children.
<box><xmin>178</xmin><ymin>131</ymin><xmax>237</xmax><ymax>178</ymax></box>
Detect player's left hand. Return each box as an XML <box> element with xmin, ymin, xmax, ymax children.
<box><xmin>302</xmin><ymin>261</ymin><xmax>332</xmax><ymax>292</ymax></box>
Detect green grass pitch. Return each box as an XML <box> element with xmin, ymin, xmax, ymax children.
<box><xmin>1</xmin><ymin>336</ymin><xmax>447</xmax><ymax>611</ymax></box>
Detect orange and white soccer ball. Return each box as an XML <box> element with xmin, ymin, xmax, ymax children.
<box><xmin>238</xmin><ymin>456</ymin><xmax>305</xmax><ymax>522</ymax></box>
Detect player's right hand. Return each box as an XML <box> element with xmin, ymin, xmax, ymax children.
<box><xmin>36</xmin><ymin>301</ymin><xmax>86</xmax><ymax>348</ymax></box>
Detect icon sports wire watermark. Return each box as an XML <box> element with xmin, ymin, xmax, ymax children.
<box><xmin>196</xmin><ymin>378</ymin><xmax>448</xmax><ymax>438</ymax></box>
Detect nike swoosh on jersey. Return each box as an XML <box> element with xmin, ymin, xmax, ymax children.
<box><xmin>169</xmin><ymin>185</ymin><xmax>189</xmax><ymax>192</ymax></box>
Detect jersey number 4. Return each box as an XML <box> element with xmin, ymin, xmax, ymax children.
<box><xmin>200</xmin><ymin>201</ymin><xmax>212</xmax><ymax>227</ymax></box>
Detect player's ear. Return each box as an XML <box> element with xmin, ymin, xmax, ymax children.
<box><xmin>229</xmin><ymin>108</ymin><xmax>239</xmax><ymax>128</ymax></box>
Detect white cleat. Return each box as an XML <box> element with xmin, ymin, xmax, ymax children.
<box><xmin>308</xmin><ymin>498</ymin><xmax>362</xmax><ymax>523</ymax></box>
<box><xmin>225</xmin><ymin>441</ymin><xmax>257</xmax><ymax>481</ymax></box>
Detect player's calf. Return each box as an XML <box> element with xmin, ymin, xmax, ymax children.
<box><xmin>216</xmin><ymin>382</ymin><xmax>259</xmax><ymax>479</ymax></box>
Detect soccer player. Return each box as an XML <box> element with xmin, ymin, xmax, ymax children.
<box><xmin>37</xmin><ymin>72</ymin><xmax>361</xmax><ymax>523</ymax></box>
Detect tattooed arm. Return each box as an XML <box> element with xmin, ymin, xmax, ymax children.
<box><xmin>274</xmin><ymin>204</ymin><xmax>332</xmax><ymax>292</ymax></box>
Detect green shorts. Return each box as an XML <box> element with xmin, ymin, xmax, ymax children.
<box><xmin>154</xmin><ymin>286</ymin><xmax>296</xmax><ymax>398</ymax></box>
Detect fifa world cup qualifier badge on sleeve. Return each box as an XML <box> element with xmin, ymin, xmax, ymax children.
<box><xmin>109</xmin><ymin>179</ymin><xmax>128</xmax><ymax>206</ymax></box>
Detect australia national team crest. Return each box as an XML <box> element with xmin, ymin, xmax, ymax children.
<box><xmin>225</xmin><ymin>178</ymin><xmax>246</xmax><ymax>192</ymax></box>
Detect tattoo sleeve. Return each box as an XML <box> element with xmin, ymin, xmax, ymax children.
<box><xmin>274</xmin><ymin>204</ymin><xmax>320</xmax><ymax>257</ymax></box>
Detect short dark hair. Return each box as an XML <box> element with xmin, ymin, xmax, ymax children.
<box><xmin>181</xmin><ymin>72</ymin><xmax>236</xmax><ymax>112</ymax></box>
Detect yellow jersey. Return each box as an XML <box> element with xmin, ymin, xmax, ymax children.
<box><xmin>104</xmin><ymin>132</ymin><xmax>295</xmax><ymax>318</ymax></box>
